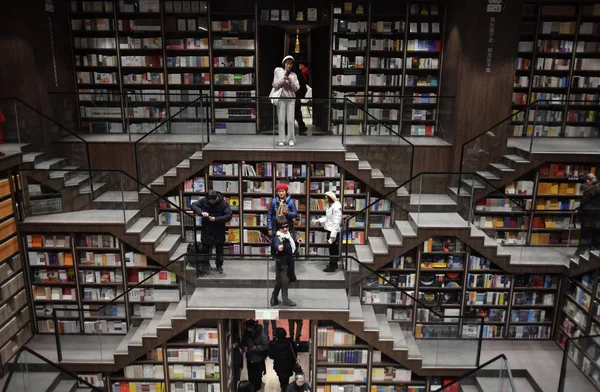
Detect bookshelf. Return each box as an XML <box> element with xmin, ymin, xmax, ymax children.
<box><xmin>474</xmin><ymin>162</ymin><xmax>599</xmax><ymax>247</ymax></box>
<box><xmin>360</xmin><ymin>237</ymin><xmax>563</xmax><ymax>340</ymax></box>
<box><xmin>0</xmin><ymin>175</ymin><xmax>31</xmax><ymax>366</ymax></box>
<box><xmin>558</xmin><ymin>272</ymin><xmax>595</xmax><ymax>348</ymax></box>
<box><xmin>110</xmin><ymin>325</ymin><xmax>220</xmax><ymax>392</ymax></box>
<box><xmin>315</xmin><ymin>322</ymin><xmax>426</xmax><ymax>392</ymax></box>
<box><xmin>511</xmin><ymin>2</ymin><xmax>600</xmax><ymax>138</ymax></box>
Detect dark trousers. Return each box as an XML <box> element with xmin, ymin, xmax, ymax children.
<box><xmin>247</xmin><ymin>360</ymin><xmax>265</xmax><ymax>392</ymax></box>
<box><xmin>577</xmin><ymin>212</ymin><xmax>600</xmax><ymax>254</ymax></box>
<box><xmin>295</xmin><ymin>98</ymin><xmax>306</xmax><ymax>130</ymax></box>
<box><xmin>288</xmin><ymin>319</ymin><xmax>303</xmax><ymax>341</ymax></box>
<box><xmin>200</xmin><ymin>243</ymin><xmax>224</xmax><ymax>267</ymax></box>
<box><xmin>278</xmin><ymin>373</ymin><xmax>292</xmax><ymax>392</ymax></box>
<box><xmin>262</xmin><ymin>319</ymin><xmax>277</xmax><ymax>339</ymax></box>
<box><xmin>326</xmin><ymin>231</ymin><xmax>340</xmax><ymax>269</ymax></box>
<box><xmin>272</xmin><ymin>258</ymin><xmax>292</xmax><ymax>302</ymax></box>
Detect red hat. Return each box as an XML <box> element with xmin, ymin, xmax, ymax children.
<box><xmin>275</xmin><ymin>183</ymin><xmax>289</xmax><ymax>192</ymax></box>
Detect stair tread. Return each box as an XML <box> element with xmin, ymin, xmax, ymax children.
<box><xmin>461</xmin><ymin>177</ymin><xmax>486</xmax><ymax>189</ymax></box>
<box><xmin>475</xmin><ymin>171</ymin><xmax>500</xmax><ymax>180</ymax></box>
<box><xmin>447</xmin><ymin>186</ymin><xmax>471</xmax><ymax>197</ymax></box>
<box><xmin>151</xmin><ymin>176</ymin><xmax>164</xmax><ymax>186</ymax></box>
<box><xmin>410</xmin><ymin>194</ymin><xmax>457</xmax><ymax>206</ymax></box>
<box><xmin>470</xmin><ymin>225</ymin><xmax>485</xmax><ymax>238</ymax></box>
<box><xmin>173</xmin><ymin>297</ymin><xmax>188</xmax><ymax>319</ymax></box>
<box><xmin>347</xmin><ymin>253</ymin><xmax>360</xmax><ymax>272</ymax></box>
<box><xmin>404</xmin><ymin>329</ymin><xmax>422</xmax><ymax>359</ymax></box>
<box><xmin>140</xmin><ymin>225</ymin><xmax>168</xmax><ymax>244</ymax></box>
<box><xmin>22</xmin><ymin>152</ymin><xmax>44</xmax><ymax>163</ymax></box>
<box><xmin>389</xmin><ymin>323</ymin><xmax>407</xmax><ymax>350</ymax></box>
<box><xmin>64</xmin><ymin>174</ymin><xmax>90</xmax><ymax>187</ymax></box>
<box><xmin>409</xmin><ymin>212</ymin><xmax>467</xmax><ymax>228</ymax></box>
<box><xmin>355</xmin><ymin>245</ymin><xmax>374</xmax><ymax>264</ymax></box>
<box><xmin>371</xmin><ymin>169</ymin><xmax>384</xmax><ymax>179</ymax></box>
<box><xmin>49</xmin><ymin>166</ymin><xmax>79</xmax><ymax>178</ymax></box>
<box><xmin>384</xmin><ymin>177</ymin><xmax>397</xmax><ymax>188</ymax></box>
<box><xmin>142</xmin><ymin>311</ymin><xmax>165</xmax><ymax>337</ymax></box>
<box><xmin>395</xmin><ymin>221</ymin><xmax>417</xmax><ymax>238</ymax></box>
<box><xmin>489</xmin><ymin>162</ymin><xmax>515</xmax><ymax>172</ymax></box>
<box><xmin>114</xmin><ymin>325</ymin><xmax>140</xmax><ymax>355</ymax></box>
<box><xmin>396</xmin><ymin>186</ymin><xmax>409</xmax><ymax>197</ymax></box>
<box><xmin>381</xmin><ymin>229</ymin><xmax>402</xmax><ymax>247</ymax></box>
<box><xmin>349</xmin><ymin>296</ymin><xmax>364</xmax><ymax>321</ymax></box>
<box><xmin>345</xmin><ymin>152</ymin><xmax>359</xmax><ymax>161</ymax></box>
<box><xmin>34</xmin><ymin>158</ymin><xmax>65</xmax><ymax>169</ymax></box>
<box><xmin>177</xmin><ymin>159</ymin><xmax>191</xmax><ymax>168</ymax></box>
<box><xmin>158</xmin><ymin>303</ymin><xmax>180</xmax><ymax>329</ymax></box>
<box><xmin>190</xmin><ymin>151</ymin><xmax>203</xmax><ymax>160</ymax></box>
<box><xmin>139</xmin><ymin>187</ymin><xmax>151</xmax><ymax>194</ymax></box>
<box><xmin>170</xmin><ymin>242</ymin><xmax>190</xmax><ymax>261</ymax></box>
<box><xmin>504</xmin><ymin>154</ymin><xmax>529</xmax><ymax>163</ymax></box>
<box><xmin>155</xmin><ymin>234</ymin><xmax>181</xmax><ymax>253</ymax></box>
<box><xmin>368</xmin><ymin>236</ymin><xmax>387</xmax><ymax>255</ymax></box>
<box><xmin>361</xmin><ymin>304</ymin><xmax>379</xmax><ymax>331</ymax></box>
<box><xmin>375</xmin><ymin>313</ymin><xmax>393</xmax><ymax>340</ymax></box>
<box><xmin>52</xmin><ymin>379</ymin><xmax>77</xmax><ymax>392</ymax></box>
<box><xmin>79</xmin><ymin>182</ymin><xmax>106</xmax><ymax>194</ymax></box>
<box><xmin>95</xmin><ymin>191</ymin><xmax>139</xmax><ymax>203</ymax></box>
<box><xmin>358</xmin><ymin>161</ymin><xmax>372</xmax><ymax>170</ymax></box>
<box><xmin>592</xmin><ymin>250</ymin><xmax>599</xmax><ymax>259</ymax></box>
<box><xmin>127</xmin><ymin>217</ymin><xmax>154</xmax><ymax>234</ymax></box>
<box><xmin>164</xmin><ymin>168</ymin><xmax>178</xmax><ymax>177</ymax></box>
<box><xmin>130</xmin><ymin>320</ymin><xmax>151</xmax><ymax>346</ymax></box>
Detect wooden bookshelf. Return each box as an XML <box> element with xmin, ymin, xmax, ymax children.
<box><xmin>511</xmin><ymin>2</ymin><xmax>600</xmax><ymax>138</ymax></box>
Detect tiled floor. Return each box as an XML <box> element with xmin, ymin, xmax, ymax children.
<box><xmin>22</xmin><ymin>209</ymin><xmax>138</xmax><ymax>224</ymax></box>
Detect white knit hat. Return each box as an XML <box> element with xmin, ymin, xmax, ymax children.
<box><xmin>325</xmin><ymin>191</ymin><xmax>337</xmax><ymax>202</ymax></box>
<box><xmin>282</xmin><ymin>55</ymin><xmax>295</xmax><ymax>64</ymax></box>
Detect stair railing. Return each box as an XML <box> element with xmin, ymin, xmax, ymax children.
<box><xmin>558</xmin><ymin>334</ymin><xmax>600</xmax><ymax>392</ymax></box>
<box><xmin>132</xmin><ymin>93</ymin><xmax>208</xmax><ymax>190</ymax></box>
<box><xmin>458</xmin><ymin>98</ymin><xmax>600</xmax><ymax>198</ymax></box>
<box><xmin>0</xmin><ymin>97</ymin><xmax>94</xmax><ymax>196</ymax></box>
<box><xmin>2</xmin><ymin>346</ymin><xmax>104</xmax><ymax>391</ymax></box>
<box><xmin>434</xmin><ymin>354</ymin><xmax>516</xmax><ymax>391</ymax></box>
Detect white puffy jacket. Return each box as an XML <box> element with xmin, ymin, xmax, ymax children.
<box><xmin>317</xmin><ymin>201</ymin><xmax>343</xmax><ymax>237</ymax></box>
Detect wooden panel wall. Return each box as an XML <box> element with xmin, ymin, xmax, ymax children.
<box><xmin>440</xmin><ymin>0</ymin><xmax>521</xmax><ymax>171</ymax></box>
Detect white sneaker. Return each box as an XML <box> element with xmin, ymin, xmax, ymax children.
<box><xmin>278</xmin><ymin>142</ymin><xmax>285</xmax><ymax>146</ymax></box>
<box><xmin>288</xmin><ymin>141</ymin><xmax>295</xmax><ymax>146</ymax></box>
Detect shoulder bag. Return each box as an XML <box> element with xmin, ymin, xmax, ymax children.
<box><xmin>270</xmin><ymin>87</ymin><xmax>282</xmax><ymax>105</ymax></box>
<box><xmin>289</xmin><ymin>341</ymin><xmax>303</xmax><ymax>374</ymax></box>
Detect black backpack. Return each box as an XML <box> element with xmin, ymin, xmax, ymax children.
<box><xmin>186</xmin><ymin>243</ymin><xmax>209</xmax><ymax>276</ymax></box>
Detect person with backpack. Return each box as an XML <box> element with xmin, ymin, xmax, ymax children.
<box><xmin>191</xmin><ymin>189</ymin><xmax>233</xmax><ymax>274</ymax></box>
<box><xmin>311</xmin><ymin>191</ymin><xmax>342</xmax><ymax>273</ymax></box>
<box><xmin>269</xmin><ymin>327</ymin><xmax>298</xmax><ymax>392</ymax></box>
<box><xmin>271</xmin><ymin>216</ymin><xmax>300</xmax><ymax>307</ymax></box>
<box><xmin>242</xmin><ymin>319</ymin><xmax>269</xmax><ymax>392</ymax></box>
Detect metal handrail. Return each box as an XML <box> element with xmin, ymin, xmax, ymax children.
<box><xmin>436</xmin><ymin>354</ymin><xmax>514</xmax><ymax>391</ymax></box>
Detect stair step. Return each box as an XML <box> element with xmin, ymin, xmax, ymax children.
<box><xmin>173</xmin><ymin>297</ymin><xmax>188</xmax><ymax>319</ymax></box>
<box><xmin>447</xmin><ymin>186</ymin><xmax>471</xmax><ymax>197</ymax></box>
<box><xmin>470</xmin><ymin>225</ymin><xmax>485</xmax><ymax>239</ymax></box>
<box><xmin>79</xmin><ymin>182</ymin><xmax>106</xmax><ymax>194</ymax></box>
<box><xmin>190</xmin><ymin>151</ymin><xmax>203</xmax><ymax>160</ymax></box>
<box><xmin>177</xmin><ymin>159</ymin><xmax>191</xmax><ymax>169</ymax></box>
<box><xmin>475</xmin><ymin>171</ymin><xmax>500</xmax><ymax>181</ymax></box>
<box><xmin>504</xmin><ymin>154</ymin><xmax>529</xmax><ymax>163</ymax></box>
<box><xmin>114</xmin><ymin>325</ymin><xmax>140</xmax><ymax>355</ymax></box>
<box><xmin>164</xmin><ymin>168</ymin><xmax>178</xmax><ymax>177</ymax></box>
<box><xmin>371</xmin><ymin>169</ymin><xmax>384</xmax><ymax>179</ymax></box>
<box><xmin>395</xmin><ymin>220</ymin><xmax>417</xmax><ymax>239</ymax></box>
<box><xmin>52</xmin><ymin>379</ymin><xmax>77</xmax><ymax>392</ymax></box>
<box><xmin>369</xmin><ymin>236</ymin><xmax>388</xmax><ymax>255</ymax></box>
<box><xmin>409</xmin><ymin>212</ymin><xmax>468</xmax><ymax>229</ymax></box>
<box><xmin>389</xmin><ymin>323</ymin><xmax>407</xmax><ymax>350</ymax></box>
<box><xmin>95</xmin><ymin>191</ymin><xmax>139</xmax><ymax>203</ymax></box>
<box><xmin>592</xmin><ymin>250</ymin><xmax>600</xmax><ymax>259</ymax></box>
<box><xmin>354</xmin><ymin>245</ymin><xmax>374</xmax><ymax>265</ymax></box>
<box><xmin>489</xmin><ymin>162</ymin><xmax>515</xmax><ymax>172</ymax></box>
<box><xmin>381</xmin><ymin>229</ymin><xmax>402</xmax><ymax>247</ymax></box>
<box><xmin>347</xmin><ymin>253</ymin><xmax>360</xmax><ymax>272</ymax></box>
<box><xmin>34</xmin><ymin>158</ymin><xmax>66</xmax><ymax>170</ymax></box>
<box><xmin>404</xmin><ymin>329</ymin><xmax>422</xmax><ymax>359</ymax></box>
<box><xmin>64</xmin><ymin>174</ymin><xmax>90</xmax><ymax>187</ymax></box>
<box><xmin>396</xmin><ymin>186</ymin><xmax>409</xmax><ymax>197</ymax></box>
<box><xmin>358</xmin><ymin>161</ymin><xmax>372</xmax><ymax>170</ymax></box>
<box><xmin>375</xmin><ymin>313</ymin><xmax>393</xmax><ymax>340</ymax></box>
<box><xmin>142</xmin><ymin>311</ymin><xmax>165</xmax><ymax>338</ymax></box>
<box><xmin>410</xmin><ymin>194</ymin><xmax>457</xmax><ymax>206</ymax></box>
<box><xmin>127</xmin><ymin>217</ymin><xmax>154</xmax><ymax>234</ymax></box>
<box><xmin>158</xmin><ymin>302</ymin><xmax>180</xmax><ymax>329</ymax></box>
<box><xmin>151</xmin><ymin>176</ymin><xmax>165</xmax><ymax>186</ymax></box>
<box><xmin>170</xmin><ymin>242</ymin><xmax>190</xmax><ymax>261</ymax></box>
<box><xmin>461</xmin><ymin>177</ymin><xmax>486</xmax><ymax>189</ymax></box>
<box><xmin>349</xmin><ymin>296</ymin><xmax>364</xmax><ymax>322</ymax></box>
<box><xmin>384</xmin><ymin>177</ymin><xmax>397</xmax><ymax>188</ymax></box>
<box><xmin>22</xmin><ymin>152</ymin><xmax>44</xmax><ymax>163</ymax></box>
<box><xmin>139</xmin><ymin>187</ymin><xmax>151</xmax><ymax>194</ymax></box>
<box><xmin>130</xmin><ymin>320</ymin><xmax>151</xmax><ymax>346</ymax></box>
<box><xmin>155</xmin><ymin>234</ymin><xmax>181</xmax><ymax>253</ymax></box>
<box><xmin>361</xmin><ymin>305</ymin><xmax>379</xmax><ymax>332</ymax></box>
<box><xmin>49</xmin><ymin>166</ymin><xmax>79</xmax><ymax>179</ymax></box>
<box><xmin>345</xmin><ymin>152</ymin><xmax>359</xmax><ymax>161</ymax></box>
<box><xmin>140</xmin><ymin>225</ymin><xmax>168</xmax><ymax>244</ymax></box>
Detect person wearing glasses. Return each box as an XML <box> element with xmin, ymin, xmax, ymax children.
<box><xmin>271</xmin><ymin>216</ymin><xmax>301</xmax><ymax>307</ymax></box>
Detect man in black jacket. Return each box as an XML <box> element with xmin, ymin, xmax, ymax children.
<box><xmin>269</xmin><ymin>327</ymin><xmax>297</xmax><ymax>392</ymax></box>
<box><xmin>291</xmin><ymin>65</ymin><xmax>307</xmax><ymax>135</ymax></box>
<box><xmin>191</xmin><ymin>189</ymin><xmax>232</xmax><ymax>274</ymax></box>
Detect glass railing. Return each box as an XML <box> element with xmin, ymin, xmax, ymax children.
<box><xmin>559</xmin><ymin>335</ymin><xmax>600</xmax><ymax>392</ymax></box>
<box><xmin>0</xmin><ymin>97</ymin><xmax>92</xmax><ymax>182</ymax></box>
<box><xmin>2</xmin><ymin>346</ymin><xmax>104</xmax><ymax>391</ymax></box>
<box><xmin>434</xmin><ymin>354</ymin><xmax>516</xmax><ymax>391</ymax></box>
<box><xmin>460</xmin><ymin>99</ymin><xmax>600</xmax><ymax>177</ymax></box>
<box><xmin>48</xmin><ymin>91</ymin><xmax>207</xmax><ymax>140</ymax></box>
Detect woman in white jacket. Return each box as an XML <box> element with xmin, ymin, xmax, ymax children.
<box><xmin>312</xmin><ymin>191</ymin><xmax>343</xmax><ymax>272</ymax></box>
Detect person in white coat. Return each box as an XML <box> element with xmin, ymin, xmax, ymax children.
<box><xmin>272</xmin><ymin>55</ymin><xmax>300</xmax><ymax>146</ymax></box>
<box><xmin>312</xmin><ymin>191</ymin><xmax>342</xmax><ymax>272</ymax></box>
